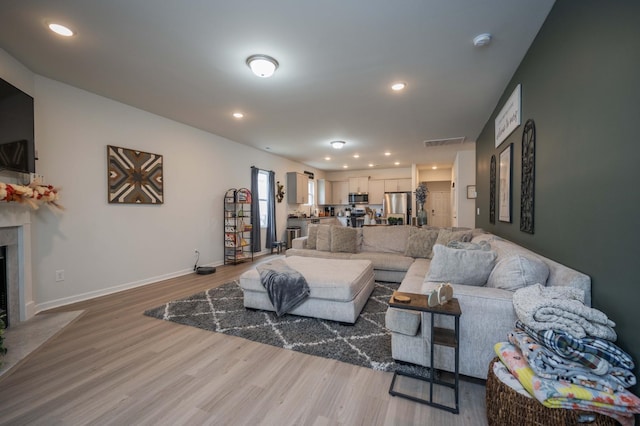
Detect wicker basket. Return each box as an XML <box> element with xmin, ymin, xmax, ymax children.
<box><xmin>486</xmin><ymin>357</ymin><xmax>618</xmax><ymax>426</ymax></box>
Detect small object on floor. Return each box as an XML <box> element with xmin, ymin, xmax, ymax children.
<box><xmin>196</xmin><ymin>266</ymin><xmax>216</xmax><ymax>275</ymax></box>
<box><xmin>393</xmin><ymin>295</ymin><xmax>411</xmax><ymax>303</ymax></box>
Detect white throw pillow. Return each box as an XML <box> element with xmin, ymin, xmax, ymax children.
<box><xmin>316</xmin><ymin>225</ymin><xmax>332</xmax><ymax>251</ymax></box>
<box><xmin>487</xmin><ymin>255</ymin><xmax>550</xmax><ymax>291</ymax></box>
<box><xmin>426</xmin><ymin>244</ymin><xmax>497</xmax><ymax>286</ymax></box>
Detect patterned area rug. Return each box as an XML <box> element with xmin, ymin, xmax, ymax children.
<box><xmin>144</xmin><ymin>281</ymin><xmax>429</xmax><ymax>374</ymax></box>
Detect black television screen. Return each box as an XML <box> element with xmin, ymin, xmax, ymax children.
<box><xmin>0</xmin><ymin>77</ymin><xmax>35</xmax><ymax>174</ymax></box>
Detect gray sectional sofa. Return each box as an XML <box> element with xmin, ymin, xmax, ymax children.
<box><xmin>287</xmin><ymin>224</ymin><xmax>591</xmax><ymax>380</ymax></box>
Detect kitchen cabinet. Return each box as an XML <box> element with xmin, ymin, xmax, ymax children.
<box><xmin>348</xmin><ymin>176</ymin><xmax>369</xmax><ymax>193</ymax></box>
<box><xmin>287</xmin><ymin>172</ymin><xmax>309</xmax><ymax>204</ymax></box>
<box><xmin>332</xmin><ymin>181</ymin><xmax>349</xmax><ymax>205</ymax></box>
<box><xmin>317</xmin><ymin>179</ymin><xmax>333</xmax><ymax>205</ymax></box>
<box><xmin>368</xmin><ymin>179</ymin><xmax>385</xmax><ymax>205</ymax></box>
<box><xmin>384</xmin><ymin>178</ymin><xmax>412</xmax><ymax>192</ymax></box>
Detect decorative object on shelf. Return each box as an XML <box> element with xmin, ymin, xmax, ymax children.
<box><xmin>520</xmin><ymin>119</ymin><xmax>536</xmax><ymax>234</ymax></box>
<box><xmin>0</xmin><ymin>182</ymin><xmax>62</xmax><ymax>209</ymax></box>
<box><xmin>499</xmin><ymin>143</ymin><xmax>513</xmax><ymax>223</ymax></box>
<box><xmin>490</xmin><ymin>155</ymin><xmax>496</xmax><ymax>224</ymax></box>
<box><xmin>415</xmin><ymin>181</ymin><xmax>429</xmax><ymax>226</ymax></box>
<box><xmin>224</xmin><ymin>188</ymin><xmax>254</xmax><ymax>265</ymax></box>
<box><xmin>276</xmin><ymin>180</ymin><xmax>285</xmax><ymax>203</ymax></box>
<box><xmin>466</xmin><ymin>185</ymin><xmax>477</xmax><ymax>199</ymax></box>
<box><xmin>107</xmin><ymin>145</ymin><xmax>163</xmax><ymax>204</ymax></box>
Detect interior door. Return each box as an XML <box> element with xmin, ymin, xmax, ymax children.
<box><xmin>426</xmin><ymin>191</ymin><xmax>451</xmax><ymax>227</ymax></box>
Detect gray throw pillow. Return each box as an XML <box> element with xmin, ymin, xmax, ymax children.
<box><xmin>487</xmin><ymin>255</ymin><xmax>550</xmax><ymax>291</ymax></box>
<box><xmin>316</xmin><ymin>225</ymin><xmax>332</xmax><ymax>251</ymax></box>
<box><xmin>435</xmin><ymin>229</ymin><xmax>473</xmax><ymax>247</ymax></box>
<box><xmin>307</xmin><ymin>224</ymin><xmax>318</xmax><ymax>249</ymax></box>
<box><xmin>404</xmin><ymin>229</ymin><xmax>439</xmax><ymax>258</ymax></box>
<box><xmin>330</xmin><ymin>226</ymin><xmax>358</xmax><ymax>253</ymax></box>
<box><xmin>447</xmin><ymin>240</ymin><xmax>491</xmax><ymax>251</ymax></box>
<box><xmin>426</xmin><ymin>244</ymin><xmax>497</xmax><ymax>286</ymax></box>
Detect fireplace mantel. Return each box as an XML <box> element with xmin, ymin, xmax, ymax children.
<box><xmin>0</xmin><ymin>204</ymin><xmax>35</xmax><ymax>324</ymax></box>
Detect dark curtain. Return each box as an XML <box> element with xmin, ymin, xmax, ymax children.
<box><xmin>250</xmin><ymin>167</ymin><xmax>261</xmax><ymax>252</ymax></box>
<box><xmin>265</xmin><ymin>170</ymin><xmax>276</xmax><ymax>248</ymax></box>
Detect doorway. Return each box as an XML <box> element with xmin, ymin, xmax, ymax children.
<box><xmin>424</xmin><ymin>181</ymin><xmax>451</xmax><ymax>227</ymax></box>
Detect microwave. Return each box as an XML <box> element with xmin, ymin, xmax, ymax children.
<box><xmin>348</xmin><ymin>193</ymin><xmax>369</xmax><ymax>204</ymax></box>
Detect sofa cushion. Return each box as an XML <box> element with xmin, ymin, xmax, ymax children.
<box><xmin>435</xmin><ymin>228</ymin><xmax>473</xmax><ymax>247</ymax></box>
<box><xmin>331</xmin><ymin>225</ymin><xmax>358</xmax><ymax>253</ymax></box>
<box><xmin>404</xmin><ymin>228</ymin><xmax>439</xmax><ymax>258</ymax></box>
<box><xmin>350</xmin><ymin>252</ymin><xmax>415</xmax><ymax>272</ymax></box>
<box><xmin>307</xmin><ymin>224</ymin><xmax>319</xmax><ymax>249</ymax></box>
<box><xmin>447</xmin><ymin>240</ymin><xmax>491</xmax><ymax>251</ymax></box>
<box><xmin>487</xmin><ymin>255</ymin><xmax>550</xmax><ymax>291</ymax></box>
<box><xmin>426</xmin><ymin>244</ymin><xmax>497</xmax><ymax>286</ymax></box>
<box><xmin>316</xmin><ymin>225</ymin><xmax>332</xmax><ymax>251</ymax></box>
<box><xmin>361</xmin><ymin>225</ymin><xmax>411</xmax><ymax>254</ymax></box>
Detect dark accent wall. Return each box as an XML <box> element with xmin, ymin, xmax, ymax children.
<box><xmin>476</xmin><ymin>0</ymin><xmax>640</xmax><ymax>391</ymax></box>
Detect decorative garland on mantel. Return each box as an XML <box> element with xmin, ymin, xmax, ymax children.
<box><xmin>0</xmin><ymin>182</ymin><xmax>62</xmax><ymax>210</ymax></box>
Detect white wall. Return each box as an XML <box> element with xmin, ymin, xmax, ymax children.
<box><xmin>452</xmin><ymin>150</ymin><xmax>476</xmax><ymax>228</ymax></box>
<box><xmin>1</xmin><ymin>50</ymin><xmax>313</xmax><ymax>312</ymax></box>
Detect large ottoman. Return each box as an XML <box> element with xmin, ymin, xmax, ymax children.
<box><xmin>239</xmin><ymin>256</ymin><xmax>375</xmax><ymax>323</ymax></box>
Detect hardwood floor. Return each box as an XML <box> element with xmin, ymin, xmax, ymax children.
<box><xmin>0</xmin><ymin>255</ymin><xmax>488</xmax><ymax>425</ymax></box>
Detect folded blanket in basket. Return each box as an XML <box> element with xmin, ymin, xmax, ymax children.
<box><xmin>495</xmin><ymin>341</ymin><xmax>640</xmax><ymax>426</ymax></box>
<box><xmin>512</xmin><ymin>284</ymin><xmax>616</xmax><ymax>340</ymax></box>
<box><xmin>516</xmin><ymin>320</ymin><xmax>635</xmax><ymax>371</ymax></box>
<box><xmin>257</xmin><ymin>259</ymin><xmax>310</xmax><ymax>316</ymax></box>
<box><xmin>508</xmin><ymin>328</ymin><xmax>635</xmax><ymax>393</ymax></box>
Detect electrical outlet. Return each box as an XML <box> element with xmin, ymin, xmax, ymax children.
<box><xmin>55</xmin><ymin>269</ymin><xmax>65</xmax><ymax>282</ymax></box>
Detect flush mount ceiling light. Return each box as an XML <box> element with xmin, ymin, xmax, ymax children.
<box><xmin>331</xmin><ymin>140</ymin><xmax>346</xmax><ymax>149</ymax></box>
<box><xmin>473</xmin><ymin>33</ymin><xmax>492</xmax><ymax>47</ymax></box>
<box><xmin>232</xmin><ymin>112</ymin><xmax>244</xmax><ymax>119</ymax></box>
<box><xmin>246</xmin><ymin>54</ymin><xmax>279</xmax><ymax>78</ymax></box>
<box><xmin>391</xmin><ymin>82</ymin><xmax>407</xmax><ymax>91</ymax></box>
<box><xmin>48</xmin><ymin>23</ymin><xmax>74</xmax><ymax>37</ymax></box>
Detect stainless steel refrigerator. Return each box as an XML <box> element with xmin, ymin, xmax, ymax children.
<box><xmin>383</xmin><ymin>192</ymin><xmax>411</xmax><ymax>225</ymax></box>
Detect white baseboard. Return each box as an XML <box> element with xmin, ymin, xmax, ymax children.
<box><xmin>35</xmin><ymin>261</ymin><xmax>224</xmax><ymax>313</ymax></box>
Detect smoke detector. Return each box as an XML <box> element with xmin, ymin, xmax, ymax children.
<box><xmin>473</xmin><ymin>33</ymin><xmax>492</xmax><ymax>47</ymax></box>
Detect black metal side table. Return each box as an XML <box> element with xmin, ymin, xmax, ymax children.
<box><xmin>388</xmin><ymin>291</ymin><xmax>461</xmax><ymax>414</ymax></box>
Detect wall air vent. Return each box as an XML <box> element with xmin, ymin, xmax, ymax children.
<box><xmin>423</xmin><ymin>137</ymin><xmax>466</xmax><ymax>148</ymax></box>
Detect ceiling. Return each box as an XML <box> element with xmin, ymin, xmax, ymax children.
<box><xmin>0</xmin><ymin>0</ymin><xmax>555</xmax><ymax>171</ymax></box>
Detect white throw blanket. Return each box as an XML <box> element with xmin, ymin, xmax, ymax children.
<box><xmin>512</xmin><ymin>284</ymin><xmax>616</xmax><ymax>341</ymax></box>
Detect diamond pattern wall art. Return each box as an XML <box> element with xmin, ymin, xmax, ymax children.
<box><xmin>107</xmin><ymin>145</ymin><xmax>163</xmax><ymax>204</ymax></box>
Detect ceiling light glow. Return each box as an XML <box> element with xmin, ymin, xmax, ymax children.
<box><xmin>432</xmin><ymin>166</ymin><xmax>438</xmax><ymax>170</ymax></box>
<box><xmin>324</xmin><ymin>156</ymin><xmax>331</xmax><ymax>161</ymax></box>
<box><xmin>384</xmin><ymin>152</ymin><xmax>391</xmax><ymax>156</ymax></box>
<box><xmin>48</xmin><ymin>23</ymin><xmax>74</xmax><ymax>37</ymax></box>
<box><xmin>391</xmin><ymin>82</ymin><xmax>406</xmax><ymax>91</ymax></box>
<box><xmin>394</xmin><ymin>161</ymin><xmax>400</xmax><ymax>165</ymax></box>
<box><xmin>331</xmin><ymin>140</ymin><xmax>346</xmax><ymax>149</ymax></box>
<box><xmin>246</xmin><ymin>54</ymin><xmax>279</xmax><ymax>78</ymax></box>
<box><xmin>232</xmin><ymin>112</ymin><xmax>244</xmax><ymax>118</ymax></box>
<box><xmin>473</xmin><ymin>33</ymin><xmax>492</xmax><ymax>47</ymax></box>
<box><xmin>353</xmin><ymin>154</ymin><xmax>360</xmax><ymax>158</ymax></box>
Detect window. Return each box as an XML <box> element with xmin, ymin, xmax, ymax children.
<box><xmin>306</xmin><ymin>179</ymin><xmax>315</xmax><ymax>206</ymax></box>
<box><xmin>258</xmin><ymin>170</ymin><xmax>269</xmax><ymax>227</ymax></box>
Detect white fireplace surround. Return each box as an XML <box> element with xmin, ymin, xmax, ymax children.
<box><xmin>0</xmin><ymin>204</ymin><xmax>35</xmax><ymax>326</ymax></box>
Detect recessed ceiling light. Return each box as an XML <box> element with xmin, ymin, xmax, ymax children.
<box><xmin>48</xmin><ymin>23</ymin><xmax>74</xmax><ymax>37</ymax></box>
<box><xmin>232</xmin><ymin>112</ymin><xmax>244</xmax><ymax>119</ymax></box>
<box><xmin>473</xmin><ymin>33</ymin><xmax>492</xmax><ymax>47</ymax></box>
<box><xmin>394</xmin><ymin>161</ymin><xmax>400</xmax><ymax>166</ymax></box>
<box><xmin>343</xmin><ymin>165</ymin><xmax>348</xmax><ymax>169</ymax></box>
<box><xmin>368</xmin><ymin>163</ymin><xmax>374</xmax><ymax>167</ymax></box>
<box><xmin>384</xmin><ymin>152</ymin><xmax>391</xmax><ymax>156</ymax></box>
<box><xmin>353</xmin><ymin>154</ymin><xmax>360</xmax><ymax>158</ymax></box>
<box><xmin>246</xmin><ymin>54</ymin><xmax>279</xmax><ymax>78</ymax></box>
<box><xmin>331</xmin><ymin>140</ymin><xmax>346</xmax><ymax>149</ymax></box>
<box><xmin>391</xmin><ymin>82</ymin><xmax>406</xmax><ymax>91</ymax></box>
<box><xmin>432</xmin><ymin>166</ymin><xmax>438</xmax><ymax>170</ymax></box>
<box><xmin>324</xmin><ymin>156</ymin><xmax>331</xmax><ymax>161</ymax></box>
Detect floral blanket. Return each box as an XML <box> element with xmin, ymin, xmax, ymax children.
<box><xmin>495</xmin><ymin>341</ymin><xmax>640</xmax><ymax>426</ymax></box>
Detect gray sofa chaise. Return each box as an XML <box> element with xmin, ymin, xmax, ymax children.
<box><xmin>287</xmin><ymin>224</ymin><xmax>591</xmax><ymax>380</ymax></box>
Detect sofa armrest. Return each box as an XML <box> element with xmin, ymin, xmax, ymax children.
<box><xmin>292</xmin><ymin>236</ymin><xmax>308</xmax><ymax>249</ymax></box>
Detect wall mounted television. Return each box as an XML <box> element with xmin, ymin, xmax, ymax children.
<box><xmin>0</xmin><ymin>77</ymin><xmax>35</xmax><ymax>174</ymax></box>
